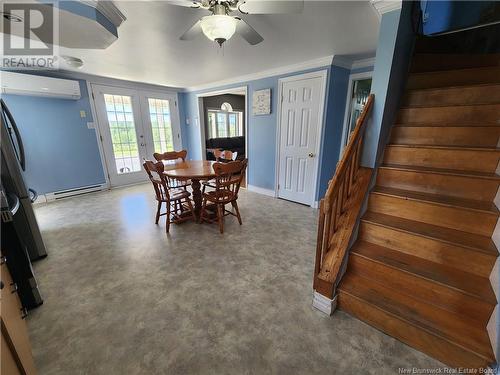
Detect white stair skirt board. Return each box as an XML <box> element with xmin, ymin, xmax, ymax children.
<box><xmin>41</xmin><ymin>183</ymin><xmax>107</xmax><ymax>203</ymax></box>
<box><xmin>247</xmin><ymin>184</ymin><xmax>276</xmax><ymax>198</ymax></box>
<box><xmin>312</xmin><ymin>291</ymin><xmax>337</xmax><ymax>315</ymax></box>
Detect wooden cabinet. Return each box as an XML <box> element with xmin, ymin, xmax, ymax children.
<box><xmin>1</xmin><ymin>257</ymin><xmax>37</xmax><ymax>375</ymax></box>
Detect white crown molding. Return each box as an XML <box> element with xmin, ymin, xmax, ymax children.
<box><xmin>351</xmin><ymin>57</ymin><xmax>376</xmax><ymax>70</ymax></box>
<box><xmin>371</xmin><ymin>0</ymin><xmax>402</xmax><ymax>18</ymax></box>
<box><xmin>331</xmin><ymin>56</ymin><xmax>352</xmax><ymax>70</ymax></box>
<box><xmin>183</xmin><ymin>55</ymin><xmax>334</xmax><ymax>92</ymax></box>
<box><xmin>332</xmin><ymin>56</ymin><xmax>376</xmax><ymax>71</ymax></box>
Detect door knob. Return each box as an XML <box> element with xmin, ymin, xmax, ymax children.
<box><xmin>308</xmin><ymin>152</ymin><xmax>315</xmax><ymax>158</ymax></box>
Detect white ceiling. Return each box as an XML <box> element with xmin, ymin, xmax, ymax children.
<box><xmin>58</xmin><ymin>1</ymin><xmax>380</xmax><ymax>88</ymax></box>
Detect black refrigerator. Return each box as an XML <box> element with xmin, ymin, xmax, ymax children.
<box><xmin>1</xmin><ymin>98</ymin><xmax>45</xmax><ymax>309</ymax></box>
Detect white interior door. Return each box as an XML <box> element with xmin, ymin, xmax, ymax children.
<box><xmin>93</xmin><ymin>85</ymin><xmax>148</xmax><ymax>187</ymax></box>
<box><xmin>278</xmin><ymin>74</ymin><xmax>325</xmax><ymax>205</ymax></box>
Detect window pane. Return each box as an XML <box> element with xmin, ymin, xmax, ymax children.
<box><xmin>103</xmin><ymin>94</ymin><xmax>141</xmax><ymax>174</ymax></box>
<box><xmin>208</xmin><ymin>109</ymin><xmax>243</xmax><ymax>138</ymax></box>
<box><xmin>148</xmin><ymin>98</ymin><xmax>174</xmax><ymax>153</ymax></box>
<box><xmin>207</xmin><ymin>111</ymin><xmax>216</xmax><ymax>139</ymax></box>
<box><xmin>217</xmin><ymin>113</ymin><xmax>227</xmax><ymax>137</ymax></box>
<box><xmin>229</xmin><ymin>113</ymin><xmax>237</xmax><ymax>137</ymax></box>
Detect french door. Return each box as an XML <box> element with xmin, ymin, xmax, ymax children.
<box><xmin>93</xmin><ymin>85</ymin><xmax>182</xmax><ymax>187</ymax></box>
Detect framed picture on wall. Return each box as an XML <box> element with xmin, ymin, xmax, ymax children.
<box><xmin>252</xmin><ymin>88</ymin><xmax>271</xmax><ymax>115</ymax></box>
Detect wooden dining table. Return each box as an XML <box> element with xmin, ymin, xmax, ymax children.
<box><xmin>162</xmin><ymin>160</ymin><xmax>216</xmax><ymax>220</ymax></box>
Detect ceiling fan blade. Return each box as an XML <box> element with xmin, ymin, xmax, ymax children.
<box><xmin>165</xmin><ymin>0</ymin><xmax>202</xmax><ymax>9</ymax></box>
<box><xmin>235</xmin><ymin>18</ymin><xmax>264</xmax><ymax>45</ymax></box>
<box><xmin>237</xmin><ymin>0</ymin><xmax>304</xmax><ymax>14</ymax></box>
<box><xmin>180</xmin><ymin>20</ymin><xmax>203</xmax><ymax>41</ymax></box>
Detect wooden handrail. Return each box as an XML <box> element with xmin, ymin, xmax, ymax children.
<box><xmin>313</xmin><ymin>94</ymin><xmax>374</xmax><ymax>298</ymax></box>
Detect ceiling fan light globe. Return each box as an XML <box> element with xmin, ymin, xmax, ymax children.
<box><xmin>200</xmin><ymin>15</ymin><xmax>236</xmax><ymax>43</ymax></box>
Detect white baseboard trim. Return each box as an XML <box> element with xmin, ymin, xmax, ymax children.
<box><xmin>247</xmin><ymin>184</ymin><xmax>276</xmax><ymax>198</ymax></box>
<box><xmin>312</xmin><ymin>291</ymin><xmax>337</xmax><ymax>315</ymax></box>
<box><xmin>311</xmin><ymin>200</ymin><xmax>320</xmax><ymax>209</ymax></box>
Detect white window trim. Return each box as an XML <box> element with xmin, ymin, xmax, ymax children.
<box><xmin>339</xmin><ymin>71</ymin><xmax>373</xmax><ymax>160</ymax></box>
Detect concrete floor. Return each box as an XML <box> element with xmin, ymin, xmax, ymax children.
<box><xmin>28</xmin><ymin>184</ymin><xmax>444</xmax><ymax>374</ymax></box>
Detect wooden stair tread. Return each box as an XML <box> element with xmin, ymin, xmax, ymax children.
<box><xmin>401</xmin><ymin>101</ymin><xmax>500</xmax><ymax>109</ymax></box>
<box><xmin>387</xmin><ymin>143</ymin><xmax>500</xmax><ymax>152</ymax></box>
<box><xmin>405</xmin><ymin>82</ymin><xmax>500</xmax><ymax>92</ymax></box>
<box><xmin>394</xmin><ymin>122</ymin><xmax>500</xmax><ymax>128</ymax></box>
<box><xmin>380</xmin><ymin>163</ymin><xmax>500</xmax><ymax>181</ymax></box>
<box><xmin>409</xmin><ymin>65</ymin><xmax>500</xmax><ymax>78</ymax></box>
<box><xmin>351</xmin><ymin>241</ymin><xmax>497</xmax><ymax>304</ymax></box>
<box><xmin>362</xmin><ymin>211</ymin><xmax>498</xmax><ymax>256</ymax></box>
<box><xmin>372</xmin><ymin>186</ymin><xmax>499</xmax><ymax>215</ymax></box>
<box><xmin>397</xmin><ymin>104</ymin><xmax>500</xmax><ymax>126</ymax></box>
<box><xmin>402</xmin><ymin>83</ymin><xmax>500</xmax><ymax>108</ymax></box>
<box><xmin>339</xmin><ymin>274</ymin><xmax>495</xmax><ymax>360</ymax></box>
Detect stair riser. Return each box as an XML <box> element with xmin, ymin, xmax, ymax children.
<box><xmin>359</xmin><ymin>222</ymin><xmax>495</xmax><ymax>277</ymax></box>
<box><xmin>348</xmin><ymin>254</ymin><xmax>494</xmax><ymax>323</ymax></box>
<box><xmin>390</xmin><ymin>127</ymin><xmax>500</xmax><ymax>149</ymax></box>
<box><xmin>368</xmin><ymin>193</ymin><xmax>497</xmax><ymax>237</ymax></box>
<box><xmin>406</xmin><ymin>67</ymin><xmax>500</xmax><ymax>90</ymax></box>
<box><xmin>338</xmin><ymin>292</ymin><xmax>493</xmax><ymax>369</ymax></box>
<box><xmin>403</xmin><ymin>85</ymin><xmax>500</xmax><ymax>107</ymax></box>
<box><xmin>410</xmin><ymin>54</ymin><xmax>500</xmax><ymax>73</ymax></box>
<box><xmin>340</xmin><ymin>275</ymin><xmax>494</xmax><ymax>358</ymax></box>
<box><xmin>377</xmin><ymin>168</ymin><xmax>500</xmax><ymax>202</ymax></box>
<box><xmin>397</xmin><ymin>104</ymin><xmax>500</xmax><ymax>125</ymax></box>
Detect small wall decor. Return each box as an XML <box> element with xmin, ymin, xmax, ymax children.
<box><xmin>252</xmin><ymin>88</ymin><xmax>271</xmax><ymax>115</ymax></box>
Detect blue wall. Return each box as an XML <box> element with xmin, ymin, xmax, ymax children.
<box><xmin>317</xmin><ymin>65</ymin><xmax>350</xmax><ymax>198</ymax></box>
<box><xmin>179</xmin><ymin>64</ymin><xmax>363</xmax><ymax>199</ymax></box>
<box><xmin>2</xmin><ymin>80</ymin><xmax>106</xmax><ymax>194</ymax></box>
<box><xmin>362</xmin><ymin>3</ymin><xmax>414</xmax><ymax>169</ymax></box>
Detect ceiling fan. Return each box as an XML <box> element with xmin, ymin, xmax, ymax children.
<box><xmin>169</xmin><ymin>0</ymin><xmax>305</xmax><ymax>47</ymax></box>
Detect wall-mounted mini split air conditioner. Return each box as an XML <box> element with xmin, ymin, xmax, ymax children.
<box><xmin>1</xmin><ymin>71</ymin><xmax>81</xmax><ymax>100</ymax></box>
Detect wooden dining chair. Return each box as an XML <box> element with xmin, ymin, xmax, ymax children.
<box><xmin>200</xmin><ymin>159</ymin><xmax>248</xmax><ymax>234</ymax></box>
<box><xmin>143</xmin><ymin>160</ymin><xmax>195</xmax><ymax>233</ymax></box>
<box><xmin>212</xmin><ymin>149</ymin><xmax>223</xmax><ymax>161</ymax></box>
<box><xmin>153</xmin><ymin>150</ymin><xmax>191</xmax><ymax>190</ymax></box>
<box><xmin>221</xmin><ymin>150</ymin><xmax>237</xmax><ymax>161</ymax></box>
<box><xmin>153</xmin><ymin>149</ymin><xmax>187</xmax><ymax>162</ymax></box>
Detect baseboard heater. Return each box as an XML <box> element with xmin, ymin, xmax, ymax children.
<box><xmin>40</xmin><ymin>184</ymin><xmax>107</xmax><ymax>203</ymax></box>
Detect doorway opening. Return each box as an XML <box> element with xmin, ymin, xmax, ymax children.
<box><xmin>340</xmin><ymin>73</ymin><xmax>373</xmax><ymax>158</ymax></box>
<box><xmin>197</xmin><ymin>87</ymin><xmax>247</xmax><ymax>188</ymax></box>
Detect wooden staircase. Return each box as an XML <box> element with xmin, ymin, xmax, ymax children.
<box><xmin>338</xmin><ymin>54</ymin><xmax>500</xmax><ymax>369</ymax></box>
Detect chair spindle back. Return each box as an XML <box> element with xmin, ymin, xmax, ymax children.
<box><xmin>213</xmin><ymin>159</ymin><xmax>248</xmax><ymax>197</ymax></box>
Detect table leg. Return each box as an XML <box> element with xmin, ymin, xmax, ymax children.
<box><xmin>191</xmin><ymin>178</ymin><xmax>202</xmax><ymax>221</ymax></box>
